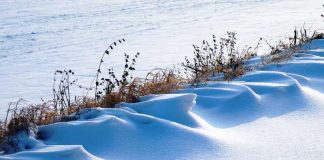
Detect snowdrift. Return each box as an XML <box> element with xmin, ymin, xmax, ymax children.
<box><xmin>2</xmin><ymin>39</ymin><xmax>324</xmax><ymax>159</ymax></box>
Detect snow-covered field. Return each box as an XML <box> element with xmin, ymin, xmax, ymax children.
<box><xmin>0</xmin><ymin>0</ymin><xmax>323</xmax><ymax>113</ymax></box>
<box><xmin>1</xmin><ymin>39</ymin><xmax>324</xmax><ymax>159</ymax></box>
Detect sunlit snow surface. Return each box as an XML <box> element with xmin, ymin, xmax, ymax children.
<box><xmin>0</xmin><ymin>0</ymin><xmax>323</xmax><ymax>112</ymax></box>
<box><xmin>1</xmin><ymin>40</ymin><xmax>324</xmax><ymax>159</ymax></box>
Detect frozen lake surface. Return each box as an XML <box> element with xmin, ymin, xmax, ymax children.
<box><xmin>0</xmin><ymin>0</ymin><xmax>322</xmax><ymax>114</ymax></box>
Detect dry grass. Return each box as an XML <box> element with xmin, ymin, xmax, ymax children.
<box><xmin>0</xmin><ymin>53</ymin><xmax>183</xmax><ymax>153</ymax></box>
<box><xmin>138</xmin><ymin>68</ymin><xmax>183</xmax><ymax>95</ymax></box>
<box><xmin>0</xmin><ymin>25</ymin><xmax>323</xmax><ymax>154</ymax></box>
<box><xmin>261</xmin><ymin>27</ymin><xmax>322</xmax><ymax>65</ymax></box>
<box><xmin>99</xmin><ymin>68</ymin><xmax>183</xmax><ymax>107</ymax></box>
<box><xmin>182</xmin><ymin>32</ymin><xmax>257</xmax><ymax>84</ymax></box>
<box><xmin>0</xmin><ymin>100</ymin><xmax>52</xmax><ymax>153</ymax></box>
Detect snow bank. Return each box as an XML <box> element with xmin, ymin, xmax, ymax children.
<box><xmin>2</xmin><ymin>39</ymin><xmax>324</xmax><ymax>159</ymax></box>
<box><xmin>0</xmin><ymin>145</ymin><xmax>102</xmax><ymax>160</ymax></box>
<box><xmin>179</xmin><ymin>83</ymin><xmax>261</xmax><ymax>128</ymax></box>
<box><xmin>23</xmin><ymin>106</ymin><xmax>220</xmax><ymax>160</ymax></box>
<box><xmin>121</xmin><ymin>94</ymin><xmax>202</xmax><ymax>127</ymax></box>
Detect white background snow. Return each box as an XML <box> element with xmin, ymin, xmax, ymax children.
<box><xmin>0</xmin><ymin>0</ymin><xmax>322</xmax><ymax>113</ymax></box>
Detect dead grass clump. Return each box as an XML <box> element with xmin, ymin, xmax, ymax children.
<box><xmin>223</xmin><ymin>66</ymin><xmax>245</xmax><ymax>81</ymax></box>
<box><xmin>182</xmin><ymin>32</ymin><xmax>256</xmax><ymax>84</ymax></box>
<box><xmin>0</xmin><ymin>39</ymin><xmax>184</xmax><ymax>154</ymax></box>
<box><xmin>261</xmin><ymin>27</ymin><xmax>321</xmax><ymax>65</ymax></box>
<box><xmin>0</xmin><ymin>100</ymin><xmax>54</xmax><ymax>153</ymax></box>
<box><xmin>92</xmin><ymin>39</ymin><xmax>140</xmax><ymax>107</ymax></box>
<box><xmin>99</xmin><ymin>68</ymin><xmax>183</xmax><ymax>107</ymax></box>
<box><xmin>83</xmin><ymin>39</ymin><xmax>183</xmax><ymax>108</ymax></box>
<box><xmin>0</xmin><ymin>68</ymin><xmax>100</xmax><ymax>153</ymax></box>
<box><xmin>138</xmin><ymin>68</ymin><xmax>183</xmax><ymax>95</ymax></box>
<box><xmin>0</xmin><ymin>95</ymin><xmax>100</xmax><ymax>153</ymax></box>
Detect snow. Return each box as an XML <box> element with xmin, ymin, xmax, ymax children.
<box><xmin>122</xmin><ymin>94</ymin><xmax>201</xmax><ymax>127</ymax></box>
<box><xmin>2</xmin><ymin>39</ymin><xmax>324</xmax><ymax>159</ymax></box>
<box><xmin>0</xmin><ymin>0</ymin><xmax>323</xmax><ymax>113</ymax></box>
<box><xmin>1</xmin><ymin>145</ymin><xmax>103</xmax><ymax>160</ymax></box>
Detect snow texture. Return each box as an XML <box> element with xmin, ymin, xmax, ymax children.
<box><xmin>1</xmin><ymin>39</ymin><xmax>324</xmax><ymax>159</ymax></box>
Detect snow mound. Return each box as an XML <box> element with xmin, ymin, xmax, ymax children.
<box><xmin>25</xmin><ymin>106</ymin><xmax>220</xmax><ymax>160</ymax></box>
<box><xmin>0</xmin><ymin>145</ymin><xmax>102</xmax><ymax>160</ymax></box>
<box><xmin>121</xmin><ymin>94</ymin><xmax>201</xmax><ymax>127</ymax></box>
<box><xmin>179</xmin><ymin>83</ymin><xmax>261</xmax><ymax>127</ymax></box>
<box><xmin>2</xmin><ymin>39</ymin><xmax>324</xmax><ymax>159</ymax></box>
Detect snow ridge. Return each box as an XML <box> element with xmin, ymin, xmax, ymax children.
<box><xmin>2</xmin><ymin>40</ymin><xmax>324</xmax><ymax>159</ymax></box>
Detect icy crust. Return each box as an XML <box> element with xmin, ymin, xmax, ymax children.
<box><xmin>2</xmin><ymin>39</ymin><xmax>324</xmax><ymax>159</ymax></box>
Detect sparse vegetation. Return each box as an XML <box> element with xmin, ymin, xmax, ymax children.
<box><xmin>138</xmin><ymin>68</ymin><xmax>183</xmax><ymax>95</ymax></box>
<box><xmin>94</xmin><ymin>39</ymin><xmax>140</xmax><ymax>107</ymax></box>
<box><xmin>181</xmin><ymin>32</ymin><xmax>257</xmax><ymax>84</ymax></box>
<box><xmin>0</xmin><ymin>40</ymin><xmax>184</xmax><ymax>153</ymax></box>
<box><xmin>261</xmin><ymin>26</ymin><xmax>323</xmax><ymax>65</ymax></box>
<box><xmin>0</xmin><ymin>100</ymin><xmax>51</xmax><ymax>153</ymax></box>
<box><xmin>1</xmin><ymin>24</ymin><xmax>323</xmax><ymax>154</ymax></box>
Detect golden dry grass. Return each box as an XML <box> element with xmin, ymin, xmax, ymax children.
<box><xmin>1</xmin><ymin>27</ymin><xmax>323</xmax><ymax>153</ymax></box>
